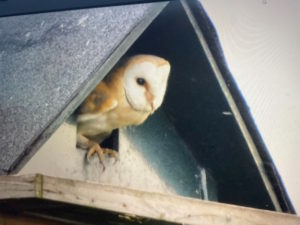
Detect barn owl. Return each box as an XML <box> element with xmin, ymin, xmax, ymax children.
<box><xmin>76</xmin><ymin>54</ymin><xmax>171</xmax><ymax>170</ymax></box>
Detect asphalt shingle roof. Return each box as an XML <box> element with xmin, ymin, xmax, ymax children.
<box><xmin>0</xmin><ymin>2</ymin><xmax>166</xmax><ymax>174</ymax></box>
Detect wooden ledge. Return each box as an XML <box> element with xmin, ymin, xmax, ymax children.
<box><xmin>0</xmin><ymin>174</ymin><xmax>299</xmax><ymax>225</ymax></box>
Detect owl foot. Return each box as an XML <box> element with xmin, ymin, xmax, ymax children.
<box><xmin>87</xmin><ymin>142</ymin><xmax>119</xmax><ymax>171</ymax></box>
<box><xmin>102</xmin><ymin>148</ymin><xmax>119</xmax><ymax>164</ymax></box>
<box><xmin>87</xmin><ymin>142</ymin><xmax>106</xmax><ymax>171</ymax></box>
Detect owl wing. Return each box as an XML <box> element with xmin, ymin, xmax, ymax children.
<box><xmin>78</xmin><ymin>82</ymin><xmax>118</xmax><ymax>114</ymax></box>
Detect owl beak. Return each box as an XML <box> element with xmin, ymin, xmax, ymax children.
<box><xmin>150</xmin><ymin>102</ymin><xmax>154</xmax><ymax>113</ymax></box>
<box><xmin>145</xmin><ymin>91</ymin><xmax>155</xmax><ymax>113</ymax></box>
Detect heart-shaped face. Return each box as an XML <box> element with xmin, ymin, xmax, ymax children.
<box><xmin>123</xmin><ymin>55</ymin><xmax>171</xmax><ymax>113</ymax></box>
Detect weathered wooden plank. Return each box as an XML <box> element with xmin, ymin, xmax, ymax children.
<box><xmin>0</xmin><ymin>174</ymin><xmax>36</xmax><ymax>199</ymax></box>
<box><xmin>42</xmin><ymin>175</ymin><xmax>300</xmax><ymax>225</ymax></box>
<box><xmin>1</xmin><ymin>174</ymin><xmax>300</xmax><ymax>225</ymax></box>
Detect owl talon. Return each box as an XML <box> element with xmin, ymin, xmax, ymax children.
<box><xmin>86</xmin><ymin>141</ymin><xmax>119</xmax><ymax>170</ymax></box>
<box><xmin>87</xmin><ymin>142</ymin><xmax>106</xmax><ymax>171</ymax></box>
<box><xmin>102</xmin><ymin>148</ymin><xmax>119</xmax><ymax>164</ymax></box>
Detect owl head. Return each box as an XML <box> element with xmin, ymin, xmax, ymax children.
<box><xmin>123</xmin><ymin>55</ymin><xmax>171</xmax><ymax>113</ymax></box>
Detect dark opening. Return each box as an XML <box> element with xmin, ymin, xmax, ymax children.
<box><xmin>0</xmin><ymin>199</ymin><xmax>176</xmax><ymax>225</ymax></box>
<box><xmin>101</xmin><ymin>129</ymin><xmax>119</xmax><ymax>151</ymax></box>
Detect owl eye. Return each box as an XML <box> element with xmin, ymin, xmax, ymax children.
<box><xmin>136</xmin><ymin>77</ymin><xmax>146</xmax><ymax>86</ymax></box>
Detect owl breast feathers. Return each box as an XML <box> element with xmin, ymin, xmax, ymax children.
<box><xmin>76</xmin><ymin>54</ymin><xmax>171</xmax><ymax>143</ymax></box>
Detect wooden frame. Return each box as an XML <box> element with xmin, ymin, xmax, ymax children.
<box><xmin>0</xmin><ymin>174</ymin><xmax>299</xmax><ymax>225</ymax></box>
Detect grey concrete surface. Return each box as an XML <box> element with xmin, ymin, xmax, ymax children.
<box><xmin>19</xmin><ymin>121</ymin><xmax>175</xmax><ymax>195</ymax></box>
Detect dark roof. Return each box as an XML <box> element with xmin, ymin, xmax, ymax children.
<box><xmin>0</xmin><ymin>2</ymin><xmax>167</xmax><ymax>174</ymax></box>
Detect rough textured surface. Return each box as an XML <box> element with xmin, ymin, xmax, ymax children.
<box><xmin>19</xmin><ymin>112</ymin><xmax>216</xmax><ymax>200</ymax></box>
<box><xmin>0</xmin><ymin>3</ymin><xmax>161</xmax><ymax>173</ymax></box>
<box><xmin>19</xmin><ymin>121</ymin><xmax>175</xmax><ymax>195</ymax></box>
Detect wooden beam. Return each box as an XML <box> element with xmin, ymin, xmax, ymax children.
<box><xmin>0</xmin><ymin>174</ymin><xmax>36</xmax><ymax>199</ymax></box>
<box><xmin>1</xmin><ymin>174</ymin><xmax>300</xmax><ymax>225</ymax></box>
